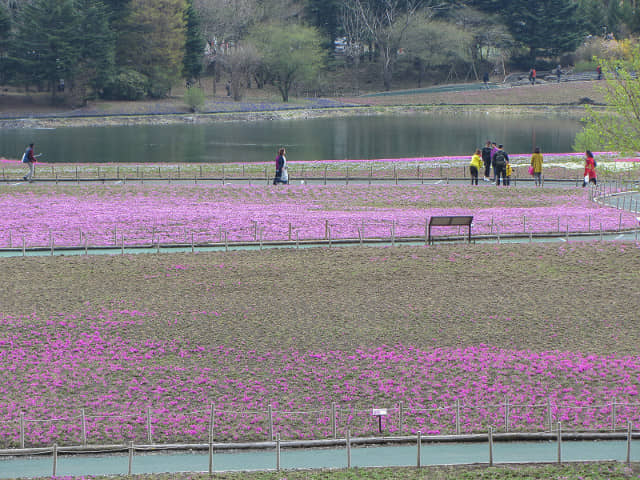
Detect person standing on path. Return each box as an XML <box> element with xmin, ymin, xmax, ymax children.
<box><xmin>531</xmin><ymin>67</ymin><xmax>536</xmax><ymax>85</ymax></box>
<box><xmin>490</xmin><ymin>141</ymin><xmax>499</xmax><ymax>181</ymax></box>
<box><xmin>493</xmin><ymin>144</ymin><xmax>509</xmax><ymax>186</ymax></box>
<box><xmin>469</xmin><ymin>149</ymin><xmax>482</xmax><ymax>185</ymax></box>
<box><xmin>481</xmin><ymin>141</ymin><xmax>492</xmax><ymax>181</ymax></box>
<box><xmin>583</xmin><ymin>150</ymin><xmax>597</xmax><ymax>187</ymax></box>
<box><xmin>273</xmin><ymin>147</ymin><xmax>288</xmax><ymax>185</ymax></box>
<box><xmin>22</xmin><ymin>143</ymin><xmax>38</xmax><ymax>182</ymax></box>
<box><xmin>530</xmin><ymin>147</ymin><xmax>543</xmax><ymax>186</ymax></box>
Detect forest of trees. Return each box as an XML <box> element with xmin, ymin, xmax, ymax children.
<box><xmin>2</xmin><ymin>0</ymin><xmax>640</xmax><ymax>104</ymax></box>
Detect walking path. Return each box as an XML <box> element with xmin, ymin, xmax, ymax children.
<box><xmin>1</xmin><ymin>440</ymin><xmax>637</xmax><ymax>478</ymax></box>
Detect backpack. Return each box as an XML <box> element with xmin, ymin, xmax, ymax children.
<box><xmin>494</xmin><ymin>151</ymin><xmax>507</xmax><ymax>166</ymax></box>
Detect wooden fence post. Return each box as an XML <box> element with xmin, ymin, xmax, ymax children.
<box><xmin>128</xmin><ymin>441</ymin><xmax>134</xmax><ymax>475</ymax></box>
<box><xmin>52</xmin><ymin>443</ymin><xmax>58</xmax><ymax>476</ymax></box>
<box><xmin>557</xmin><ymin>421</ymin><xmax>562</xmax><ymax>464</ymax></box>
<box><xmin>147</xmin><ymin>407</ymin><xmax>152</xmax><ymax>444</ymax></box>
<box><xmin>488</xmin><ymin>427</ymin><xmax>493</xmax><ymax>467</ymax></box>
<box><xmin>346</xmin><ymin>428</ymin><xmax>351</xmax><ymax>468</ymax></box>
<box><xmin>81</xmin><ymin>408</ymin><xmax>87</xmax><ymax>446</ymax></box>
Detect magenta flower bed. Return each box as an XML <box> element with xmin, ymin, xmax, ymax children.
<box><xmin>1</xmin><ymin>310</ymin><xmax>639</xmax><ymax>447</ymax></box>
<box><xmin>0</xmin><ymin>185</ymin><xmax>636</xmax><ymax>248</ymax></box>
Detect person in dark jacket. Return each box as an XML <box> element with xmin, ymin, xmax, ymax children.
<box><xmin>273</xmin><ymin>147</ymin><xmax>288</xmax><ymax>185</ymax></box>
<box><xmin>22</xmin><ymin>143</ymin><xmax>38</xmax><ymax>182</ymax></box>
<box><xmin>493</xmin><ymin>144</ymin><xmax>509</xmax><ymax>186</ymax></box>
<box><xmin>481</xmin><ymin>140</ymin><xmax>492</xmax><ymax>181</ymax></box>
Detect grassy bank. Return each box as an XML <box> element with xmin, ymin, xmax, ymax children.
<box><xmin>10</xmin><ymin>463</ymin><xmax>640</xmax><ymax>480</ymax></box>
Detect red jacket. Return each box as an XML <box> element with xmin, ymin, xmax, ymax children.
<box><xmin>584</xmin><ymin>156</ymin><xmax>596</xmax><ymax>179</ymax></box>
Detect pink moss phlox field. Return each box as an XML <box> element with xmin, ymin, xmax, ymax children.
<box><xmin>0</xmin><ymin>185</ymin><xmax>635</xmax><ymax>247</ymax></box>
<box><xmin>1</xmin><ymin>310</ymin><xmax>639</xmax><ymax>447</ymax></box>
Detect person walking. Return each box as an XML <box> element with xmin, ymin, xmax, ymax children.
<box><xmin>483</xmin><ymin>71</ymin><xmax>489</xmax><ymax>88</ymax></box>
<box><xmin>556</xmin><ymin>64</ymin><xmax>562</xmax><ymax>83</ymax></box>
<box><xmin>22</xmin><ymin>143</ymin><xmax>38</xmax><ymax>182</ymax></box>
<box><xmin>273</xmin><ymin>147</ymin><xmax>288</xmax><ymax>185</ymax></box>
<box><xmin>583</xmin><ymin>150</ymin><xmax>597</xmax><ymax>187</ymax></box>
<box><xmin>493</xmin><ymin>144</ymin><xmax>509</xmax><ymax>186</ymax></box>
<box><xmin>481</xmin><ymin>141</ymin><xmax>492</xmax><ymax>181</ymax></box>
<box><xmin>530</xmin><ymin>147</ymin><xmax>543</xmax><ymax>186</ymax></box>
<box><xmin>469</xmin><ymin>148</ymin><xmax>482</xmax><ymax>185</ymax></box>
<box><xmin>531</xmin><ymin>67</ymin><xmax>536</xmax><ymax>85</ymax></box>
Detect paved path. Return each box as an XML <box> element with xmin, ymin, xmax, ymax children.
<box><xmin>1</xmin><ymin>440</ymin><xmax>637</xmax><ymax>478</ymax></box>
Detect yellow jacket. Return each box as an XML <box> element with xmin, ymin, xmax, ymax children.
<box><xmin>470</xmin><ymin>154</ymin><xmax>483</xmax><ymax>169</ymax></box>
<box><xmin>531</xmin><ymin>153</ymin><xmax>543</xmax><ymax>173</ymax></box>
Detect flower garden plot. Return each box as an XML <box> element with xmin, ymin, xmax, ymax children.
<box><xmin>0</xmin><ymin>184</ymin><xmax>637</xmax><ymax>249</ymax></box>
<box><xmin>1</xmin><ymin>243</ymin><xmax>640</xmax><ymax>448</ymax></box>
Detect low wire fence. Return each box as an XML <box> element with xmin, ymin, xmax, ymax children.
<box><xmin>1</xmin><ymin>162</ymin><xmax>639</xmax><ymax>184</ymax></box>
<box><xmin>2</xmin><ymin>398</ymin><xmax>640</xmax><ymax>450</ymax></box>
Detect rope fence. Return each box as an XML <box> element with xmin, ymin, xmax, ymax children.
<box><xmin>2</xmin><ymin>398</ymin><xmax>640</xmax><ymax>450</ymax></box>
<box><xmin>1</xmin><ymin>162</ymin><xmax>639</xmax><ymax>184</ymax></box>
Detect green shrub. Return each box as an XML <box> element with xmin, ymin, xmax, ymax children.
<box><xmin>573</xmin><ymin>59</ymin><xmax>597</xmax><ymax>73</ymax></box>
<box><xmin>102</xmin><ymin>70</ymin><xmax>148</xmax><ymax>101</ymax></box>
<box><xmin>183</xmin><ymin>86</ymin><xmax>205</xmax><ymax>112</ymax></box>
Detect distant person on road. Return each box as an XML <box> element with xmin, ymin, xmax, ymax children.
<box><xmin>273</xmin><ymin>147</ymin><xmax>288</xmax><ymax>185</ymax></box>
<box><xmin>531</xmin><ymin>68</ymin><xmax>536</xmax><ymax>85</ymax></box>
<box><xmin>470</xmin><ymin>148</ymin><xmax>482</xmax><ymax>185</ymax></box>
<box><xmin>556</xmin><ymin>64</ymin><xmax>562</xmax><ymax>83</ymax></box>
<box><xmin>22</xmin><ymin>143</ymin><xmax>38</xmax><ymax>182</ymax></box>
<box><xmin>583</xmin><ymin>150</ymin><xmax>597</xmax><ymax>187</ymax></box>
<box><xmin>530</xmin><ymin>147</ymin><xmax>543</xmax><ymax>186</ymax></box>
<box><xmin>596</xmin><ymin>65</ymin><xmax>602</xmax><ymax>80</ymax></box>
<box><xmin>481</xmin><ymin>140</ymin><xmax>493</xmax><ymax>181</ymax></box>
<box><xmin>483</xmin><ymin>71</ymin><xmax>489</xmax><ymax>88</ymax></box>
<box><xmin>493</xmin><ymin>144</ymin><xmax>509</xmax><ymax>186</ymax></box>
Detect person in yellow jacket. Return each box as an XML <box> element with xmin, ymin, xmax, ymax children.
<box><xmin>530</xmin><ymin>146</ymin><xmax>543</xmax><ymax>186</ymax></box>
<box><xmin>505</xmin><ymin>160</ymin><xmax>512</xmax><ymax>186</ymax></box>
<box><xmin>469</xmin><ymin>148</ymin><xmax>483</xmax><ymax>185</ymax></box>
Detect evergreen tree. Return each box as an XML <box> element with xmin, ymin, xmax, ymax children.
<box><xmin>469</xmin><ymin>0</ymin><xmax>584</xmax><ymax>65</ymax></box>
<box><xmin>0</xmin><ymin>4</ymin><xmax>10</xmax><ymax>84</ymax></box>
<box><xmin>118</xmin><ymin>0</ymin><xmax>187</xmax><ymax>97</ymax></box>
<box><xmin>11</xmin><ymin>0</ymin><xmax>81</xmax><ymax>98</ymax></box>
<box><xmin>305</xmin><ymin>0</ymin><xmax>342</xmax><ymax>51</ymax></box>
<box><xmin>183</xmin><ymin>0</ymin><xmax>204</xmax><ymax>82</ymax></box>
<box><xmin>75</xmin><ymin>0</ymin><xmax>116</xmax><ymax>93</ymax></box>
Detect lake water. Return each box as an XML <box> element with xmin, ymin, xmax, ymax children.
<box><xmin>0</xmin><ymin>113</ymin><xmax>581</xmax><ymax>163</ymax></box>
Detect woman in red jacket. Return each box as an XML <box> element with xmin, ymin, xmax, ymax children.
<box><xmin>583</xmin><ymin>150</ymin><xmax>597</xmax><ymax>187</ymax></box>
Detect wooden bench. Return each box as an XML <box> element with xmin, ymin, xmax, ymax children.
<box><xmin>428</xmin><ymin>215</ymin><xmax>473</xmax><ymax>244</ymax></box>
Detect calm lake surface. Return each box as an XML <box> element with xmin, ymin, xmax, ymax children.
<box><xmin>0</xmin><ymin>113</ymin><xmax>581</xmax><ymax>163</ymax></box>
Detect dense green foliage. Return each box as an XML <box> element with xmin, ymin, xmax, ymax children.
<box><xmin>249</xmin><ymin>22</ymin><xmax>325</xmax><ymax>101</ymax></box>
<box><xmin>575</xmin><ymin>44</ymin><xmax>640</xmax><ymax>154</ymax></box>
<box><xmin>4</xmin><ymin>0</ymin><xmax>640</xmax><ymax>102</ymax></box>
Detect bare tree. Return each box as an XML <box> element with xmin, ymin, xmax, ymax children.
<box><xmin>221</xmin><ymin>43</ymin><xmax>260</xmax><ymax>100</ymax></box>
<box><xmin>339</xmin><ymin>2</ymin><xmax>367</xmax><ymax>95</ymax></box>
<box><xmin>342</xmin><ymin>0</ymin><xmax>442</xmax><ymax>90</ymax></box>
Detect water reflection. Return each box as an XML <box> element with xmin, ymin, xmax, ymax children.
<box><xmin>0</xmin><ymin>113</ymin><xmax>581</xmax><ymax>164</ymax></box>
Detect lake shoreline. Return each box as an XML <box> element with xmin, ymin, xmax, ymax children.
<box><xmin>0</xmin><ymin>104</ymin><xmax>590</xmax><ymax>129</ymax></box>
